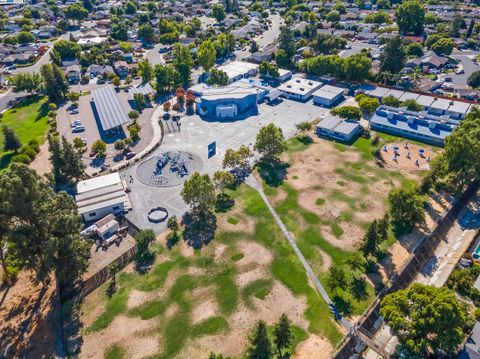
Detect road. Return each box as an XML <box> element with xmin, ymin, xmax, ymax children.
<box><xmin>235</xmin><ymin>13</ymin><xmax>284</xmax><ymax>60</ymax></box>
<box><xmin>450</xmin><ymin>50</ymin><xmax>480</xmax><ymax>86</ymax></box>
<box><xmin>144</xmin><ymin>44</ymin><xmax>166</xmax><ymax>66</ymax></box>
<box><xmin>339</xmin><ymin>41</ymin><xmax>379</xmax><ymax>58</ymax></box>
<box><xmin>364</xmin><ymin>193</ymin><xmax>480</xmax><ymax>359</ymax></box>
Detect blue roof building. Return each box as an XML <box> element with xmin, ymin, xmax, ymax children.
<box><xmin>370</xmin><ymin>105</ymin><xmax>459</xmax><ymax>146</ymax></box>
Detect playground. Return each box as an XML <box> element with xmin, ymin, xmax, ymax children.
<box><xmin>136</xmin><ymin>151</ymin><xmax>203</xmax><ymax>188</ymax></box>
<box><xmin>380</xmin><ymin>142</ymin><xmax>436</xmax><ymax>172</ymax></box>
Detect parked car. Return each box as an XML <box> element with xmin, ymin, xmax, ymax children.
<box><xmin>70</xmin><ymin>109</ymin><xmax>79</xmax><ymax>114</ymax></box>
<box><xmin>455</xmin><ymin>68</ymin><xmax>464</xmax><ymax>75</ymax></box>
<box><xmin>125</xmin><ymin>151</ymin><xmax>136</xmax><ymax>159</ymax></box>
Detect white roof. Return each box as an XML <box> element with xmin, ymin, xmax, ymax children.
<box><xmin>399</xmin><ymin>92</ymin><xmax>419</xmax><ymax>102</ymax></box>
<box><xmin>384</xmin><ymin>89</ymin><xmax>405</xmax><ymax>99</ymax></box>
<box><xmin>320</xmin><ymin>85</ymin><xmax>345</xmax><ymax>95</ymax></box>
<box><xmin>218</xmin><ymin>61</ymin><xmax>259</xmax><ymax>80</ymax></box>
<box><xmin>278</xmin><ymin>78</ymin><xmax>322</xmax><ymax>96</ymax></box>
<box><xmin>313</xmin><ymin>89</ymin><xmax>340</xmax><ymax>100</ymax></box>
<box><xmin>430</xmin><ymin>98</ymin><xmax>451</xmax><ymax>111</ymax></box>
<box><xmin>367</xmin><ymin>87</ymin><xmax>390</xmax><ymax>98</ymax></box>
<box><xmin>448</xmin><ymin>101</ymin><xmax>470</xmax><ymax>114</ymax></box>
<box><xmin>416</xmin><ymin>95</ymin><xmax>435</xmax><ymax>107</ymax></box>
<box><xmin>77</xmin><ymin>172</ymin><xmax>122</xmax><ymax>194</ymax></box>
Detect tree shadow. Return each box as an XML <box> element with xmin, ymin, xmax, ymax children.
<box><xmin>332</xmin><ymin>294</ymin><xmax>352</xmax><ymax>317</ymax></box>
<box><xmin>296</xmin><ymin>134</ymin><xmax>313</xmax><ymax>145</ymax></box>
<box><xmin>182</xmin><ymin>211</ymin><xmax>217</xmax><ymax>249</ymax></box>
<box><xmin>215</xmin><ymin>193</ymin><xmax>235</xmax><ymax>213</ymax></box>
<box><xmin>166</xmin><ymin>231</ymin><xmax>180</xmax><ymax>249</ymax></box>
<box><xmin>256</xmin><ymin>160</ymin><xmax>290</xmax><ymax>188</ymax></box>
<box><xmin>350</xmin><ymin>277</ymin><xmax>368</xmax><ymax>301</ymax></box>
<box><xmin>36</xmin><ymin>102</ymin><xmax>50</xmax><ymax>121</ymax></box>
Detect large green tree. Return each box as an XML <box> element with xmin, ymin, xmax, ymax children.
<box><xmin>0</xmin><ymin>164</ymin><xmax>90</xmax><ymax>286</ymax></box>
<box><xmin>181</xmin><ymin>172</ymin><xmax>216</xmax><ymax>215</ymax></box>
<box><xmin>198</xmin><ymin>40</ymin><xmax>217</xmax><ymax>73</ymax></box>
<box><xmin>154</xmin><ymin>64</ymin><xmax>178</xmax><ymax>94</ymax></box>
<box><xmin>273</xmin><ymin>314</ymin><xmax>292</xmax><ymax>357</ymax></box>
<box><xmin>380</xmin><ymin>37</ymin><xmax>406</xmax><ymax>74</ymax></box>
<box><xmin>172</xmin><ymin>44</ymin><xmax>193</xmax><ymax>85</ymax></box>
<box><xmin>246</xmin><ymin>320</ymin><xmax>272</xmax><ymax>359</ymax></box>
<box><xmin>138</xmin><ymin>59</ymin><xmax>154</xmax><ymax>84</ymax></box>
<box><xmin>254</xmin><ymin>124</ymin><xmax>287</xmax><ymax>164</ymax></box>
<box><xmin>2</xmin><ymin>126</ymin><xmax>21</xmax><ymax>153</ymax></box>
<box><xmin>388</xmin><ymin>186</ymin><xmax>425</xmax><ymax>235</ymax></box>
<box><xmin>279</xmin><ymin>26</ymin><xmax>296</xmax><ymax>59</ymax></box>
<box><xmin>40</xmin><ymin>64</ymin><xmax>68</xmax><ymax>102</ymax></box>
<box><xmin>138</xmin><ymin>24</ymin><xmax>155</xmax><ymax>43</ymax></box>
<box><xmin>342</xmin><ymin>53</ymin><xmax>372</xmax><ymax>82</ymax></box>
<box><xmin>65</xmin><ymin>3</ymin><xmax>88</xmax><ymax>24</ymax></box>
<box><xmin>380</xmin><ymin>283</ymin><xmax>471</xmax><ymax>357</ymax></box>
<box><xmin>395</xmin><ymin>0</ymin><xmax>425</xmax><ymax>35</ymax></box>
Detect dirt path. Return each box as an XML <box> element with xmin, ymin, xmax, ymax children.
<box><xmin>28</xmin><ymin>142</ymin><xmax>52</xmax><ymax>176</ymax></box>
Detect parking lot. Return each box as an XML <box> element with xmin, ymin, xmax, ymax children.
<box><xmin>57</xmin><ymin>89</ymin><xmax>155</xmax><ymax>172</ymax></box>
<box><xmin>123</xmin><ymin>97</ymin><xmax>334</xmax><ymax>232</ymax></box>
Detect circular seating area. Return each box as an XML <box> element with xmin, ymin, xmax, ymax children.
<box><xmin>147</xmin><ymin>207</ymin><xmax>169</xmax><ymax>223</ymax></box>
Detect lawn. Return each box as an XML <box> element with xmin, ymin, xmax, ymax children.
<box><xmin>0</xmin><ymin>95</ymin><xmax>50</xmax><ymax>169</ymax></box>
<box><xmin>258</xmin><ymin>132</ymin><xmax>427</xmax><ymax>318</ymax></box>
<box><xmin>78</xmin><ymin>184</ymin><xmax>342</xmax><ymax>359</ymax></box>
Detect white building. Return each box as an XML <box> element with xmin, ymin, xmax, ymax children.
<box><xmin>312</xmin><ymin>85</ymin><xmax>345</xmax><ymax>107</ymax></box>
<box><xmin>277</xmin><ymin>78</ymin><xmax>323</xmax><ymax>101</ymax></box>
<box><xmin>76</xmin><ymin>172</ymin><xmax>131</xmax><ymax>222</ymax></box>
<box><xmin>217</xmin><ymin>61</ymin><xmax>260</xmax><ymax>83</ymax></box>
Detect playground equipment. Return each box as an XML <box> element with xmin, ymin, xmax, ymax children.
<box><xmin>169</xmin><ymin>151</ymin><xmax>189</xmax><ymax>177</ymax></box>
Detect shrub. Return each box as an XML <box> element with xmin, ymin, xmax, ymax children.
<box><xmin>11</xmin><ymin>153</ymin><xmax>32</xmax><ymax>164</ymax></box>
<box><xmin>331</xmin><ymin>105</ymin><xmax>362</xmax><ymax>121</ymax></box>
<box><xmin>19</xmin><ymin>145</ymin><xmax>37</xmax><ymax>160</ymax></box>
<box><xmin>28</xmin><ymin>139</ymin><xmax>40</xmax><ymax>153</ymax></box>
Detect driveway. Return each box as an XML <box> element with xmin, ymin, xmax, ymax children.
<box><xmin>450</xmin><ymin>52</ymin><xmax>480</xmax><ymax>86</ymax></box>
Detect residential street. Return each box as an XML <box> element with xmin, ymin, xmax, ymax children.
<box><xmin>365</xmin><ymin>193</ymin><xmax>480</xmax><ymax>359</ymax></box>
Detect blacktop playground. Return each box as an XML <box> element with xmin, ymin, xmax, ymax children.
<box><xmin>122</xmin><ymin>97</ymin><xmax>332</xmax><ymax>232</ymax></box>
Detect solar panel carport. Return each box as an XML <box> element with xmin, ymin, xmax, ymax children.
<box><xmin>91</xmin><ymin>85</ymin><xmax>130</xmax><ymax>131</ymax></box>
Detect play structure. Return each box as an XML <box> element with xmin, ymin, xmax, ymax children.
<box><xmin>136</xmin><ymin>151</ymin><xmax>203</xmax><ymax>187</ymax></box>
<box><xmin>381</xmin><ymin>142</ymin><xmax>433</xmax><ymax>171</ymax></box>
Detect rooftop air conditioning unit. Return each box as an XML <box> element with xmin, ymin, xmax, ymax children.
<box><xmin>308</xmin><ymin>81</ymin><xmax>313</xmax><ymax>85</ymax></box>
<box><xmin>387</xmin><ymin>113</ymin><xmax>394</xmax><ymax>120</ymax></box>
<box><xmin>299</xmin><ymin>87</ymin><xmax>305</xmax><ymax>91</ymax></box>
<box><xmin>296</xmin><ymin>79</ymin><xmax>301</xmax><ymax>83</ymax></box>
<box><xmin>428</xmin><ymin>122</ymin><xmax>437</xmax><ymax>129</ymax></box>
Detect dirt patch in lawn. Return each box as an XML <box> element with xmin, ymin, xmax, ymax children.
<box><xmin>178</xmin><ymin>280</ymin><xmax>309</xmax><ymax>358</ymax></box>
<box><xmin>295</xmin><ymin>333</ymin><xmax>334</xmax><ymax>359</ymax></box>
<box><xmin>28</xmin><ymin>142</ymin><xmax>52</xmax><ymax>176</ymax></box>
<box><xmin>217</xmin><ymin>205</ymin><xmax>256</xmax><ymax>235</ymax></box>
<box><xmin>192</xmin><ymin>299</ymin><xmax>219</xmax><ymax>325</ymax></box>
<box><xmin>236</xmin><ymin>241</ymin><xmax>273</xmax><ymax>267</ymax></box>
<box><xmin>236</xmin><ymin>266</ymin><xmax>269</xmax><ymax>287</ymax></box>
<box><xmin>81</xmin><ymin>316</ymin><xmax>158</xmax><ymax>359</ymax></box>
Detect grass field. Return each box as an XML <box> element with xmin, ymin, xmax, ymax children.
<box><xmin>0</xmin><ymin>95</ymin><xmax>50</xmax><ymax>169</ymax></box>
<box><xmin>260</xmin><ymin>133</ymin><xmax>427</xmax><ymax>317</ymax></box>
<box><xmin>78</xmin><ymin>184</ymin><xmax>342</xmax><ymax>359</ymax></box>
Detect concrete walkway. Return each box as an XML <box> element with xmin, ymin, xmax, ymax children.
<box><xmin>246</xmin><ymin>175</ymin><xmax>353</xmax><ymax>331</ymax></box>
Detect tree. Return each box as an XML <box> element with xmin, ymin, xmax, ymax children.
<box><xmin>163</xmin><ymin>101</ymin><xmax>171</xmax><ymax>113</ymax></box>
<box><xmin>273</xmin><ymin>314</ymin><xmax>292</xmax><ymax>357</ymax></box>
<box><xmin>259</xmin><ymin>62</ymin><xmax>279</xmax><ymax>79</ymax></box>
<box><xmin>17</xmin><ymin>31</ymin><xmax>34</xmax><ymax>45</ymax></box>
<box><xmin>405</xmin><ymin>42</ymin><xmax>424</xmax><ymax>57</ymax></box>
<box><xmin>388</xmin><ymin>186</ymin><xmax>425</xmax><ymax>235</ymax></box>
<box><xmin>212</xmin><ymin>4</ymin><xmax>226</xmax><ymax>22</ymax></box>
<box><xmin>357</xmin><ymin>96</ymin><xmax>380</xmax><ymax>115</ymax></box>
<box><xmin>311</xmin><ymin>33</ymin><xmax>347</xmax><ymax>55</ymax></box>
<box><xmin>0</xmin><ymin>164</ymin><xmax>90</xmax><ymax>286</ymax></box>
<box><xmin>431</xmin><ymin>38</ymin><xmax>454</xmax><ymax>56</ymax></box>
<box><xmin>279</xmin><ymin>26</ymin><xmax>296</xmax><ymax>59</ymax></box>
<box><xmin>331</xmin><ymin>106</ymin><xmax>362</xmax><ymax>121</ymax></box>
<box><xmin>198</xmin><ymin>40</ymin><xmax>217</xmax><ymax>73</ymax></box>
<box><xmin>48</xmin><ymin>134</ymin><xmax>85</xmax><ymax>183</ymax></box>
<box><xmin>222</xmin><ymin>145</ymin><xmax>253</xmax><ymax>178</ymax></box>
<box><xmin>134</xmin><ymin>93</ymin><xmax>145</xmax><ymax>111</ymax></box>
<box><xmin>135</xmin><ymin>229</ymin><xmax>155</xmax><ymax>265</ymax></box>
<box><xmin>467</xmin><ymin>71</ymin><xmax>480</xmax><ymax>88</ymax></box>
<box><xmin>402</xmin><ymin>98</ymin><xmax>423</xmax><ymax>111</ymax></box>
<box><xmin>207</xmin><ymin>69</ymin><xmax>229</xmax><ymax>86</ymax></box>
<box><xmin>250</xmin><ymin>41</ymin><xmax>259</xmax><ymax>54</ymax></box>
<box><xmin>380</xmin><ymin>37</ymin><xmax>405</xmax><ymax>74</ymax></box>
<box><xmin>380</xmin><ymin>284</ymin><xmax>471</xmax><ymax>357</ymax></box>
<box><xmin>342</xmin><ymin>53</ymin><xmax>372</xmax><ymax>82</ymax></box>
<box><xmin>295</xmin><ymin>121</ymin><xmax>312</xmax><ymax>133</ymax></box>
<box><xmin>2</xmin><ymin>126</ymin><xmax>21</xmax><ymax>152</ymax></box>
<box><xmin>441</xmin><ymin>108</ymin><xmax>480</xmax><ymax>193</ymax></box>
<box><xmin>113</xmin><ymin>76</ymin><xmax>121</xmax><ymax>88</ymax></box>
<box><xmin>254</xmin><ymin>124</ymin><xmax>287</xmax><ymax>164</ymax></box>
<box><xmin>111</xmin><ymin>21</ymin><xmax>128</xmax><ymax>41</ymax></box>
<box><xmin>181</xmin><ymin>172</ymin><xmax>216</xmax><ymax>215</ymax></box>
<box><xmin>138</xmin><ymin>24</ymin><xmax>154</xmax><ymax>43</ymax></box>
<box><xmin>128</xmin><ymin>110</ymin><xmax>139</xmax><ymax>120</ymax></box>
<box><xmin>65</xmin><ymin>3</ymin><xmax>88</xmax><ymax>24</ymax></box>
<box><xmin>9</xmin><ymin>72</ymin><xmax>42</xmax><ymax>94</ymax></box>
<box><xmin>382</xmin><ymin>95</ymin><xmax>401</xmax><ymax>107</ymax></box>
<box><xmin>167</xmin><ymin>215</ymin><xmax>179</xmax><ymax>232</ymax></box>
<box><xmin>172</xmin><ymin>44</ymin><xmax>193</xmax><ymax>85</ymax></box>
<box><xmin>327</xmin><ymin>266</ymin><xmax>348</xmax><ymax>291</ymax></box>
<box><xmin>92</xmin><ymin>139</ymin><xmax>107</xmax><ymax>157</ymax></box>
<box><xmin>155</xmin><ymin>64</ymin><xmax>178</xmax><ymax>95</ymax></box>
<box><xmin>395</xmin><ymin>0</ymin><xmax>425</xmax><ymax>36</ymax></box>
<box><xmin>246</xmin><ymin>320</ymin><xmax>272</xmax><ymax>359</ymax></box>
<box><xmin>326</xmin><ymin>10</ymin><xmax>340</xmax><ymax>23</ymax></box>
<box><xmin>40</xmin><ymin>64</ymin><xmax>68</xmax><ymax>102</ymax></box>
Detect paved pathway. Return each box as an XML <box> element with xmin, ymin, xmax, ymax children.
<box><xmin>246</xmin><ymin>175</ymin><xmax>353</xmax><ymax>331</ymax></box>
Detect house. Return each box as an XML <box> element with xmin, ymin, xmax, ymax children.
<box><xmin>316</xmin><ymin>115</ymin><xmax>361</xmax><ymax>142</ymax></box>
<box><xmin>65</xmin><ymin>64</ymin><xmax>81</xmax><ymax>83</ymax></box>
<box><xmin>277</xmin><ymin>78</ymin><xmax>323</xmax><ymax>101</ymax></box>
<box><xmin>75</xmin><ymin>172</ymin><xmax>131</xmax><ymax>222</ymax></box>
<box><xmin>421</xmin><ymin>53</ymin><xmax>449</xmax><ymax>69</ymax></box>
<box><xmin>312</xmin><ymin>85</ymin><xmax>345</xmax><ymax>107</ymax></box>
<box><xmin>88</xmin><ymin>64</ymin><xmax>114</xmax><ymax>77</ymax></box>
<box><xmin>114</xmin><ymin>60</ymin><xmax>129</xmax><ymax>77</ymax></box>
<box><xmin>217</xmin><ymin>61</ymin><xmax>259</xmax><ymax>83</ymax></box>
